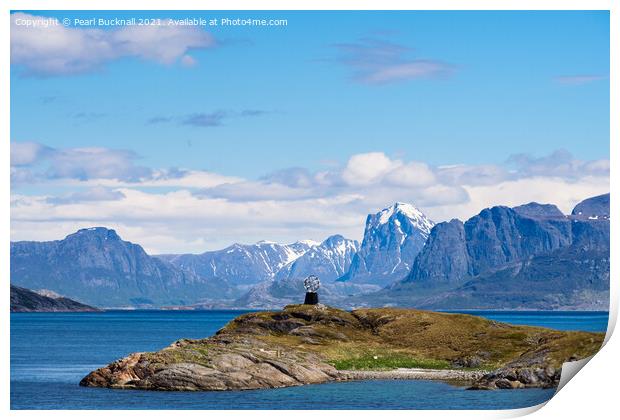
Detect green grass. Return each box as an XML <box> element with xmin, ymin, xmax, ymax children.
<box><xmin>330</xmin><ymin>354</ymin><xmax>451</xmax><ymax>371</ymax></box>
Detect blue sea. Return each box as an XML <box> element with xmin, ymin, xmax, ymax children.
<box><xmin>10</xmin><ymin>310</ymin><xmax>608</xmax><ymax>410</ymax></box>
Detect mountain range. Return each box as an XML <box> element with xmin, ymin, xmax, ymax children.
<box><xmin>9</xmin><ymin>194</ymin><xmax>610</xmax><ymax>310</ymax></box>
<box><xmin>10</xmin><ymin>227</ymin><xmax>232</xmax><ymax>307</ymax></box>
<box><xmin>236</xmin><ymin>203</ymin><xmax>433</xmax><ymax>308</ymax></box>
<box><xmin>370</xmin><ymin>194</ymin><xmax>610</xmax><ymax>309</ymax></box>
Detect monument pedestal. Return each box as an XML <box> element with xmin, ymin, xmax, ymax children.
<box><xmin>304</xmin><ymin>292</ymin><xmax>319</xmax><ymax>305</ymax></box>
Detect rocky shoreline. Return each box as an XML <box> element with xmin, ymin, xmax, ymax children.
<box><xmin>80</xmin><ymin>305</ymin><xmax>603</xmax><ymax>392</ymax></box>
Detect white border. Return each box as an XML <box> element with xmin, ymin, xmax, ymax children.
<box><xmin>2</xmin><ymin>1</ymin><xmax>617</xmax><ymax>419</ymax></box>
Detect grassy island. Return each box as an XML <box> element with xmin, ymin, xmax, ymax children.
<box><xmin>80</xmin><ymin>305</ymin><xmax>604</xmax><ymax>391</ymax></box>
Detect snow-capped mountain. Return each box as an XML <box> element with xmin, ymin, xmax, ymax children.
<box><xmin>338</xmin><ymin>202</ymin><xmax>435</xmax><ymax>286</ymax></box>
<box><xmin>374</xmin><ymin>194</ymin><xmax>610</xmax><ymax>310</ymax></box>
<box><xmin>161</xmin><ymin>240</ymin><xmax>314</xmax><ymax>288</ymax></box>
<box><xmin>235</xmin><ymin>235</ymin><xmax>364</xmax><ymax>308</ymax></box>
<box><xmin>275</xmin><ymin>235</ymin><xmax>359</xmax><ymax>283</ymax></box>
<box><xmin>10</xmin><ymin>195</ymin><xmax>608</xmax><ymax>310</ymax></box>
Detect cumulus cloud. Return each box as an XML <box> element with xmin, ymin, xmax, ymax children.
<box><xmin>11</xmin><ymin>142</ymin><xmax>53</xmax><ymax>166</ymax></box>
<box><xmin>331</xmin><ymin>38</ymin><xmax>453</xmax><ymax>84</ymax></box>
<box><xmin>384</xmin><ymin>162</ymin><xmax>436</xmax><ymax>188</ymax></box>
<box><xmin>197</xmin><ymin>182</ymin><xmax>322</xmax><ymax>202</ymax></box>
<box><xmin>11</xmin><ymin>144</ymin><xmax>609</xmax><ymax>253</ymax></box>
<box><xmin>506</xmin><ymin>149</ymin><xmax>610</xmax><ymax>180</ymax></box>
<box><xmin>195</xmin><ymin>149</ymin><xmax>608</xmax><ymax>218</ymax></box>
<box><xmin>10</xmin><ymin>12</ymin><xmax>216</xmax><ymax>76</ymax></box>
<box><xmin>46</xmin><ymin>186</ymin><xmax>126</xmax><ymax>205</ymax></box>
<box><xmin>47</xmin><ymin>148</ymin><xmax>149</xmax><ymax>180</ymax></box>
<box><xmin>11</xmin><ymin>190</ymin><xmax>364</xmax><ymax>253</ymax></box>
<box><xmin>11</xmin><ymin>142</ymin><xmax>152</xmax><ymax>184</ymax></box>
<box><xmin>11</xmin><ymin>141</ymin><xmax>242</xmax><ymax>188</ymax></box>
<box><xmin>261</xmin><ymin>167</ymin><xmax>316</xmax><ymax>188</ymax></box>
<box><xmin>341</xmin><ymin>152</ymin><xmax>400</xmax><ymax>186</ymax></box>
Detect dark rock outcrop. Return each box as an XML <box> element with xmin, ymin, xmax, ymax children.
<box><xmin>469</xmin><ymin>366</ymin><xmax>560</xmax><ymax>390</ymax></box>
<box><xmin>10</xmin><ymin>284</ymin><xmax>99</xmax><ymax>312</ymax></box>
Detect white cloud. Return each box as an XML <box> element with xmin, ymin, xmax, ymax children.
<box><xmin>554</xmin><ymin>75</ymin><xmax>607</xmax><ymax>85</ymax></box>
<box><xmin>361</xmin><ymin>60</ymin><xmax>452</xmax><ymax>84</ymax></box>
<box><xmin>46</xmin><ymin>147</ymin><xmax>151</xmax><ymax>181</ymax></box>
<box><xmin>11</xmin><ymin>13</ymin><xmax>216</xmax><ymax>76</ymax></box>
<box><xmin>506</xmin><ymin>149</ymin><xmax>610</xmax><ymax>180</ymax></box>
<box><xmin>85</xmin><ymin>169</ymin><xmax>242</xmax><ymax>189</ymax></box>
<box><xmin>10</xmin><ymin>142</ymin><xmax>52</xmax><ymax>166</ymax></box>
<box><xmin>180</xmin><ymin>55</ymin><xmax>197</xmax><ymax>67</ymax></box>
<box><xmin>341</xmin><ymin>152</ymin><xmax>400</xmax><ymax>186</ymax></box>
<box><xmin>11</xmin><ymin>142</ymin><xmax>241</xmax><ymax>188</ymax></box>
<box><xmin>10</xmin><ymin>190</ymin><xmax>364</xmax><ymax>253</ymax></box>
<box><xmin>11</xmin><ymin>142</ymin><xmax>152</xmax><ymax>184</ymax></box>
<box><xmin>332</xmin><ymin>38</ymin><xmax>453</xmax><ymax>85</ymax></box>
<box><xmin>46</xmin><ymin>186</ymin><xmax>126</xmax><ymax>205</ymax></box>
<box><xmin>10</xmin><ymin>146</ymin><xmax>609</xmax><ymax>254</ymax></box>
<box><xmin>384</xmin><ymin>161</ymin><xmax>436</xmax><ymax>187</ymax></box>
<box><xmin>436</xmin><ymin>176</ymin><xmax>610</xmax><ymax>223</ymax></box>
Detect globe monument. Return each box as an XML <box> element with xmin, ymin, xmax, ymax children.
<box><xmin>303</xmin><ymin>275</ymin><xmax>320</xmax><ymax>305</ymax></box>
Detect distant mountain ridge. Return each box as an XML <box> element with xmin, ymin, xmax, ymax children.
<box><xmin>234</xmin><ymin>235</ymin><xmax>363</xmax><ymax>308</ymax></box>
<box><xmin>372</xmin><ymin>194</ymin><xmax>610</xmax><ymax>310</ymax></box>
<box><xmin>275</xmin><ymin>235</ymin><xmax>359</xmax><ymax>283</ymax></box>
<box><xmin>159</xmin><ymin>240</ymin><xmax>316</xmax><ymax>288</ymax></box>
<box><xmin>234</xmin><ymin>203</ymin><xmax>434</xmax><ymax>308</ymax></box>
<box><xmin>10</xmin><ymin>227</ymin><xmax>232</xmax><ymax>307</ymax></box>
<box><xmin>9</xmin><ymin>194</ymin><xmax>610</xmax><ymax>310</ymax></box>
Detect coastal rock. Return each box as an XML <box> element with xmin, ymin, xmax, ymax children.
<box><xmin>80</xmin><ymin>341</ymin><xmax>339</xmax><ymax>391</ymax></box>
<box><xmin>469</xmin><ymin>366</ymin><xmax>561</xmax><ymax>390</ymax></box>
<box><xmin>10</xmin><ymin>284</ymin><xmax>99</xmax><ymax>312</ymax></box>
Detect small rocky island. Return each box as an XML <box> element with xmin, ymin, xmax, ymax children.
<box><xmin>80</xmin><ymin>305</ymin><xmax>603</xmax><ymax>391</ymax></box>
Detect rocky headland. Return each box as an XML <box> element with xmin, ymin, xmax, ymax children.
<box><xmin>80</xmin><ymin>304</ymin><xmax>603</xmax><ymax>391</ymax></box>
<box><xmin>10</xmin><ymin>284</ymin><xmax>100</xmax><ymax>312</ymax></box>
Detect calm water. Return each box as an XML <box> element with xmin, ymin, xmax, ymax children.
<box><xmin>10</xmin><ymin>310</ymin><xmax>608</xmax><ymax>410</ymax></box>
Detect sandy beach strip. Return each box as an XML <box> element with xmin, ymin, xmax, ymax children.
<box><xmin>337</xmin><ymin>368</ymin><xmax>488</xmax><ymax>382</ymax></box>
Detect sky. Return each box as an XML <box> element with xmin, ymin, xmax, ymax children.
<box><xmin>10</xmin><ymin>10</ymin><xmax>610</xmax><ymax>254</ymax></box>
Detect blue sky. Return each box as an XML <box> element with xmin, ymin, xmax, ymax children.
<box><xmin>10</xmin><ymin>10</ymin><xmax>610</xmax><ymax>253</ymax></box>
